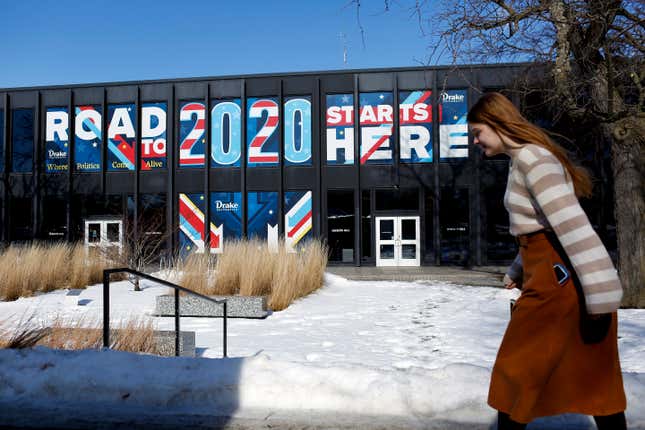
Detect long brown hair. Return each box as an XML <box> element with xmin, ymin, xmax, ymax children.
<box><xmin>467</xmin><ymin>92</ymin><xmax>593</xmax><ymax>198</ymax></box>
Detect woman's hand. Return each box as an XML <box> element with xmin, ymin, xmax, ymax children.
<box><xmin>503</xmin><ymin>274</ymin><xmax>518</xmax><ymax>289</ymax></box>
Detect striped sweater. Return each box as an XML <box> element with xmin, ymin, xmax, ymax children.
<box><xmin>504</xmin><ymin>144</ymin><xmax>623</xmax><ymax>314</ymax></box>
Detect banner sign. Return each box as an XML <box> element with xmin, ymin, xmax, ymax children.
<box><xmin>45</xmin><ymin>107</ymin><xmax>69</xmax><ymax>172</ymax></box>
<box><xmin>247</xmin><ymin>191</ymin><xmax>279</xmax><ymax>249</ymax></box>
<box><xmin>360</xmin><ymin>92</ymin><xmax>394</xmax><ymax>165</ymax></box>
<box><xmin>74</xmin><ymin>105</ymin><xmax>102</xmax><ymax>172</ymax></box>
<box><xmin>141</xmin><ymin>102</ymin><xmax>167</xmax><ymax>170</ymax></box>
<box><xmin>210</xmin><ymin>191</ymin><xmax>242</xmax><ymax>253</ymax></box>
<box><xmin>211</xmin><ymin>99</ymin><xmax>242</xmax><ymax>168</ymax></box>
<box><xmin>179</xmin><ymin>101</ymin><xmax>206</xmax><ymax>168</ymax></box>
<box><xmin>325</xmin><ymin>94</ymin><xmax>354</xmax><ymax>165</ymax></box>
<box><xmin>247</xmin><ymin>98</ymin><xmax>280</xmax><ymax>167</ymax></box>
<box><xmin>284</xmin><ymin>97</ymin><xmax>312</xmax><ymax>166</ymax></box>
<box><xmin>107</xmin><ymin>104</ymin><xmax>136</xmax><ymax>171</ymax></box>
<box><xmin>439</xmin><ymin>90</ymin><xmax>469</xmax><ymax>159</ymax></box>
<box><xmin>399</xmin><ymin>90</ymin><xmax>433</xmax><ymax>163</ymax></box>
<box><xmin>285</xmin><ymin>190</ymin><xmax>312</xmax><ymax>252</ymax></box>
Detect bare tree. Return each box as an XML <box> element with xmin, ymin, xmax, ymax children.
<box><xmin>122</xmin><ymin>213</ymin><xmax>170</xmax><ymax>291</ymax></box>
<box><xmin>352</xmin><ymin>0</ymin><xmax>644</xmax><ymax>307</ymax></box>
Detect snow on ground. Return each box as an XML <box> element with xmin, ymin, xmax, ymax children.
<box><xmin>1</xmin><ymin>273</ymin><xmax>644</xmax><ymax>429</ymax></box>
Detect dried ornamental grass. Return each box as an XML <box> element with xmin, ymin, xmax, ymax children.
<box><xmin>0</xmin><ymin>243</ymin><xmax>121</xmax><ymax>301</ymax></box>
<box><xmin>0</xmin><ymin>315</ymin><xmax>158</xmax><ymax>354</ymax></box>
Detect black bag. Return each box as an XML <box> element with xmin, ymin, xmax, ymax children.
<box><xmin>545</xmin><ymin>232</ymin><xmax>612</xmax><ymax>344</ymax></box>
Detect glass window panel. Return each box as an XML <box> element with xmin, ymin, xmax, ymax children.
<box><xmin>74</xmin><ymin>105</ymin><xmax>102</xmax><ymax>172</ymax></box>
<box><xmin>284</xmin><ymin>96</ymin><xmax>312</xmax><ymax>166</ymax></box>
<box><xmin>88</xmin><ymin>223</ymin><xmax>101</xmax><ymax>243</ymax></box>
<box><xmin>399</xmin><ymin>90</ymin><xmax>433</xmax><ymax>163</ymax></box>
<box><xmin>424</xmin><ymin>188</ymin><xmax>434</xmax><ymax>259</ymax></box>
<box><xmin>45</xmin><ymin>107</ymin><xmax>69</xmax><ymax>173</ymax></box>
<box><xmin>10</xmin><ymin>197</ymin><xmax>32</xmax><ymax>241</ymax></box>
<box><xmin>439</xmin><ymin>90</ymin><xmax>468</xmax><ymax>160</ymax></box>
<box><xmin>360</xmin><ymin>92</ymin><xmax>393</xmax><ymax>165</ymax></box>
<box><xmin>107</xmin><ymin>223</ymin><xmax>120</xmax><ymax>242</ymax></box>
<box><xmin>379</xmin><ymin>244</ymin><xmax>394</xmax><ymax>259</ymax></box>
<box><xmin>12</xmin><ymin>109</ymin><xmax>34</xmax><ymax>172</ymax></box>
<box><xmin>402</xmin><ymin>244</ymin><xmax>416</xmax><ymax>259</ymax></box>
<box><xmin>401</xmin><ymin>219</ymin><xmax>416</xmax><ymax>240</ymax></box>
<box><xmin>141</xmin><ymin>102</ymin><xmax>167</xmax><ymax>170</ymax></box>
<box><xmin>379</xmin><ymin>219</ymin><xmax>394</xmax><ymax>240</ymax></box>
<box><xmin>361</xmin><ymin>190</ymin><xmax>372</xmax><ymax>259</ymax></box>
<box><xmin>327</xmin><ymin>190</ymin><xmax>354</xmax><ymax>263</ymax></box>
<box><xmin>41</xmin><ymin>197</ymin><xmax>67</xmax><ymax>239</ymax></box>
<box><xmin>440</xmin><ymin>188</ymin><xmax>470</xmax><ymax>264</ymax></box>
<box><xmin>375</xmin><ymin>188</ymin><xmax>419</xmax><ymax>211</ymax></box>
<box><xmin>211</xmin><ymin>99</ymin><xmax>241</xmax><ymax>168</ymax></box>
<box><xmin>325</xmin><ymin>94</ymin><xmax>354</xmax><ymax>165</ymax></box>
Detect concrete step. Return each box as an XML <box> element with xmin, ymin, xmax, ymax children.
<box><xmin>154</xmin><ymin>294</ymin><xmax>269</xmax><ymax>318</ymax></box>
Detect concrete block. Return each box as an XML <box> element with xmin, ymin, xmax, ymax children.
<box><xmin>154</xmin><ymin>294</ymin><xmax>269</xmax><ymax>318</ymax></box>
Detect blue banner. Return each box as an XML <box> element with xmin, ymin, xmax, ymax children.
<box><xmin>107</xmin><ymin>104</ymin><xmax>136</xmax><ymax>171</ymax></box>
<box><xmin>210</xmin><ymin>192</ymin><xmax>242</xmax><ymax>252</ymax></box>
<box><xmin>399</xmin><ymin>90</ymin><xmax>433</xmax><ymax>163</ymax></box>
<box><xmin>211</xmin><ymin>99</ymin><xmax>242</xmax><ymax>168</ymax></box>
<box><xmin>359</xmin><ymin>92</ymin><xmax>393</xmax><ymax>165</ymax></box>
<box><xmin>247</xmin><ymin>98</ymin><xmax>279</xmax><ymax>167</ymax></box>
<box><xmin>74</xmin><ymin>105</ymin><xmax>102</xmax><ymax>172</ymax></box>
<box><xmin>247</xmin><ymin>192</ymin><xmax>279</xmax><ymax>245</ymax></box>
<box><xmin>141</xmin><ymin>103</ymin><xmax>167</xmax><ymax>170</ymax></box>
<box><xmin>179</xmin><ymin>101</ymin><xmax>206</xmax><ymax>168</ymax></box>
<box><xmin>325</xmin><ymin>94</ymin><xmax>354</xmax><ymax>165</ymax></box>
<box><xmin>284</xmin><ymin>97</ymin><xmax>311</xmax><ymax>166</ymax></box>
<box><xmin>45</xmin><ymin>107</ymin><xmax>69</xmax><ymax>173</ymax></box>
<box><xmin>439</xmin><ymin>90</ymin><xmax>468</xmax><ymax>159</ymax></box>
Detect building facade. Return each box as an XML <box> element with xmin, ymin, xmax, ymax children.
<box><xmin>0</xmin><ymin>64</ymin><xmax>616</xmax><ymax>266</ymax></box>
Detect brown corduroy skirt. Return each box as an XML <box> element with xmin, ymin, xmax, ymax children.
<box><xmin>488</xmin><ymin>231</ymin><xmax>626</xmax><ymax>423</ymax></box>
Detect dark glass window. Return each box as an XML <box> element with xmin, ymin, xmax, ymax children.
<box><xmin>41</xmin><ymin>197</ymin><xmax>67</xmax><ymax>240</ymax></box>
<box><xmin>361</xmin><ymin>190</ymin><xmax>372</xmax><ymax>259</ymax></box>
<box><xmin>138</xmin><ymin>193</ymin><xmax>168</xmax><ymax>257</ymax></box>
<box><xmin>12</xmin><ymin>109</ymin><xmax>34</xmax><ymax>172</ymax></box>
<box><xmin>484</xmin><ymin>187</ymin><xmax>516</xmax><ymax>262</ymax></box>
<box><xmin>374</xmin><ymin>188</ymin><xmax>419</xmax><ymax>211</ymax></box>
<box><xmin>0</xmin><ymin>109</ymin><xmax>4</xmax><ymax>172</ymax></box>
<box><xmin>10</xmin><ymin>197</ymin><xmax>33</xmax><ymax>241</ymax></box>
<box><xmin>327</xmin><ymin>190</ymin><xmax>354</xmax><ymax>263</ymax></box>
<box><xmin>440</xmin><ymin>188</ymin><xmax>470</xmax><ymax>264</ymax></box>
<box><xmin>424</xmin><ymin>188</ymin><xmax>434</xmax><ymax>261</ymax></box>
<box><xmin>71</xmin><ymin>194</ymin><xmax>125</xmax><ymax>241</ymax></box>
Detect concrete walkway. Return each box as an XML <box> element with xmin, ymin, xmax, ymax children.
<box><xmin>326</xmin><ymin>265</ymin><xmax>507</xmax><ymax>287</ymax></box>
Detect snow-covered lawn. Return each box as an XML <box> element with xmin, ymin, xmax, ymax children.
<box><xmin>1</xmin><ymin>273</ymin><xmax>644</xmax><ymax>429</ymax></box>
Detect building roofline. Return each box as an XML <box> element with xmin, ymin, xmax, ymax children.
<box><xmin>0</xmin><ymin>62</ymin><xmax>539</xmax><ymax>92</ymax></box>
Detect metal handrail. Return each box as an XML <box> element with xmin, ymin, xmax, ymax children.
<box><xmin>102</xmin><ymin>268</ymin><xmax>227</xmax><ymax>357</ymax></box>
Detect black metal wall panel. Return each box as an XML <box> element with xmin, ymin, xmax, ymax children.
<box><xmin>175</xmin><ymin>170</ymin><xmax>203</xmax><ymax>192</ymax></box>
<box><xmin>210</xmin><ymin>169</ymin><xmax>241</xmax><ymax>191</ymax></box>
<box><xmin>246</xmin><ymin>169</ymin><xmax>280</xmax><ymax>190</ymax></box>
<box><xmin>139</xmin><ymin>172</ymin><xmax>167</xmax><ymax>193</ymax></box>
<box><xmin>246</xmin><ymin>78</ymin><xmax>280</xmax><ymax>96</ymax></box>
<box><xmin>358</xmin><ymin>73</ymin><xmax>394</xmax><ymax>91</ymax></box>
<box><xmin>397</xmin><ymin>71</ymin><xmax>434</xmax><ymax>90</ymax></box>
<box><xmin>284</xmin><ymin>167</ymin><xmax>315</xmax><ymax>188</ymax></box>
<box><xmin>210</xmin><ymin>80</ymin><xmax>242</xmax><ymax>98</ymax></box>
<box><xmin>72</xmin><ymin>173</ymin><xmax>101</xmax><ymax>194</ymax></box>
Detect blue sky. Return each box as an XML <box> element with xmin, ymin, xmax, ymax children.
<box><xmin>0</xmin><ymin>0</ymin><xmax>439</xmax><ymax>88</ymax></box>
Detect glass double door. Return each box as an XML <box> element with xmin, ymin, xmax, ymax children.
<box><xmin>376</xmin><ymin>216</ymin><xmax>420</xmax><ymax>266</ymax></box>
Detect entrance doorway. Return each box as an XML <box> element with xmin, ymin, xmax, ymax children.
<box><xmin>84</xmin><ymin>217</ymin><xmax>123</xmax><ymax>253</ymax></box>
<box><xmin>375</xmin><ymin>216</ymin><xmax>420</xmax><ymax>266</ymax></box>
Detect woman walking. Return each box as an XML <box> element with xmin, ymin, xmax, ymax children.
<box><xmin>467</xmin><ymin>93</ymin><xmax>627</xmax><ymax>430</ymax></box>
